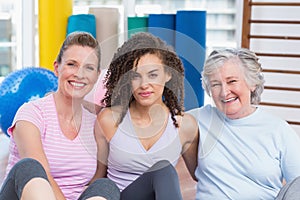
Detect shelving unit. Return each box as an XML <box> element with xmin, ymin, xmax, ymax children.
<box><xmin>73</xmin><ymin>0</ymin><xmax>239</xmax><ymax>52</ymax></box>
<box><xmin>241</xmin><ymin>0</ymin><xmax>300</xmax><ymax>134</ymax></box>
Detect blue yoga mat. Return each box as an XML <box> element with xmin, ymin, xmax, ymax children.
<box><xmin>67</xmin><ymin>14</ymin><xmax>97</xmax><ymax>38</ymax></box>
<box><xmin>175</xmin><ymin>10</ymin><xmax>206</xmax><ymax>110</ymax></box>
<box><xmin>148</xmin><ymin>14</ymin><xmax>176</xmax><ymax>48</ymax></box>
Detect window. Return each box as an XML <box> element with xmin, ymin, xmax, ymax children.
<box><xmin>0</xmin><ymin>0</ymin><xmax>19</xmax><ymax>81</ymax></box>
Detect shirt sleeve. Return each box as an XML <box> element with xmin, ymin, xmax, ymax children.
<box><xmin>7</xmin><ymin>101</ymin><xmax>45</xmax><ymax>137</ymax></box>
<box><xmin>280</xmin><ymin>121</ymin><xmax>300</xmax><ymax>182</ymax></box>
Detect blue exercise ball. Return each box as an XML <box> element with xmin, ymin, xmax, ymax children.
<box><xmin>0</xmin><ymin>67</ymin><xmax>58</xmax><ymax>136</ymax></box>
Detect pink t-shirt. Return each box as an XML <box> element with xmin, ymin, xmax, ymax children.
<box><xmin>5</xmin><ymin>94</ymin><xmax>97</xmax><ymax>200</ymax></box>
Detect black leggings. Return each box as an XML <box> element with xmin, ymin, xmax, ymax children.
<box><xmin>0</xmin><ymin>158</ymin><xmax>47</xmax><ymax>199</ymax></box>
<box><xmin>275</xmin><ymin>176</ymin><xmax>300</xmax><ymax>200</ymax></box>
<box><xmin>121</xmin><ymin>160</ymin><xmax>183</xmax><ymax>200</ymax></box>
<box><xmin>0</xmin><ymin>158</ymin><xmax>120</xmax><ymax>200</ymax></box>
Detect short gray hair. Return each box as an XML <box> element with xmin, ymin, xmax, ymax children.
<box><xmin>201</xmin><ymin>48</ymin><xmax>265</xmax><ymax>105</ymax></box>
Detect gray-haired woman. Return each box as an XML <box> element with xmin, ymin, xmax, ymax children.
<box><xmin>188</xmin><ymin>47</ymin><xmax>300</xmax><ymax>200</ymax></box>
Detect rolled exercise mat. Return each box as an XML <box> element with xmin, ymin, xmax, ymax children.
<box><xmin>127</xmin><ymin>16</ymin><xmax>148</xmax><ymax>39</ymax></box>
<box><xmin>148</xmin><ymin>14</ymin><xmax>176</xmax><ymax>48</ymax></box>
<box><xmin>175</xmin><ymin>10</ymin><xmax>206</xmax><ymax>110</ymax></box>
<box><xmin>67</xmin><ymin>14</ymin><xmax>96</xmax><ymax>38</ymax></box>
<box><xmin>39</xmin><ymin>0</ymin><xmax>72</xmax><ymax>71</ymax></box>
<box><xmin>89</xmin><ymin>7</ymin><xmax>119</xmax><ymax>69</ymax></box>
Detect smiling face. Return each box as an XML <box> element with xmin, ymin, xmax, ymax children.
<box><xmin>54</xmin><ymin>45</ymin><xmax>100</xmax><ymax>99</ymax></box>
<box><xmin>131</xmin><ymin>53</ymin><xmax>171</xmax><ymax>107</ymax></box>
<box><xmin>209</xmin><ymin>59</ymin><xmax>255</xmax><ymax>119</ymax></box>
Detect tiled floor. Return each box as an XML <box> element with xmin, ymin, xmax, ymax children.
<box><xmin>176</xmin><ymin>157</ymin><xmax>197</xmax><ymax>200</ymax></box>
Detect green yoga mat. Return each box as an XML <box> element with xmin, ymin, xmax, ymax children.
<box><xmin>127</xmin><ymin>16</ymin><xmax>148</xmax><ymax>38</ymax></box>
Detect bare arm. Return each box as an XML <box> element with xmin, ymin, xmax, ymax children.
<box><xmin>90</xmin><ymin>121</ymin><xmax>109</xmax><ymax>182</ymax></box>
<box><xmin>13</xmin><ymin>121</ymin><xmax>66</xmax><ymax>200</ymax></box>
<box><xmin>90</xmin><ymin>108</ymin><xmax>118</xmax><ymax>182</ymax></box>
<box><xmin>179</xmin><ymin>113</ymin><xmax>199</xmax><ymax>181</ymax></box>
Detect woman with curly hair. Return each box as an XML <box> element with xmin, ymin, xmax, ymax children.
<box><xmin>94</xmin><ymin>32</ymin><xmax>199</xmax><ymax>200</ymax></box>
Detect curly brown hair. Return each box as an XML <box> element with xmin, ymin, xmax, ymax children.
<box><xmin>102</xmin><ymin>32</ymin><xmax>184</xmax><ymax>128</ymax></box>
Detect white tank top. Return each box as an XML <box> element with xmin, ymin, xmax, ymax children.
<box><xmin>107</xmin><ymin>110</ymin><xmax>182</xmax><ymax>191</ymax></box>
